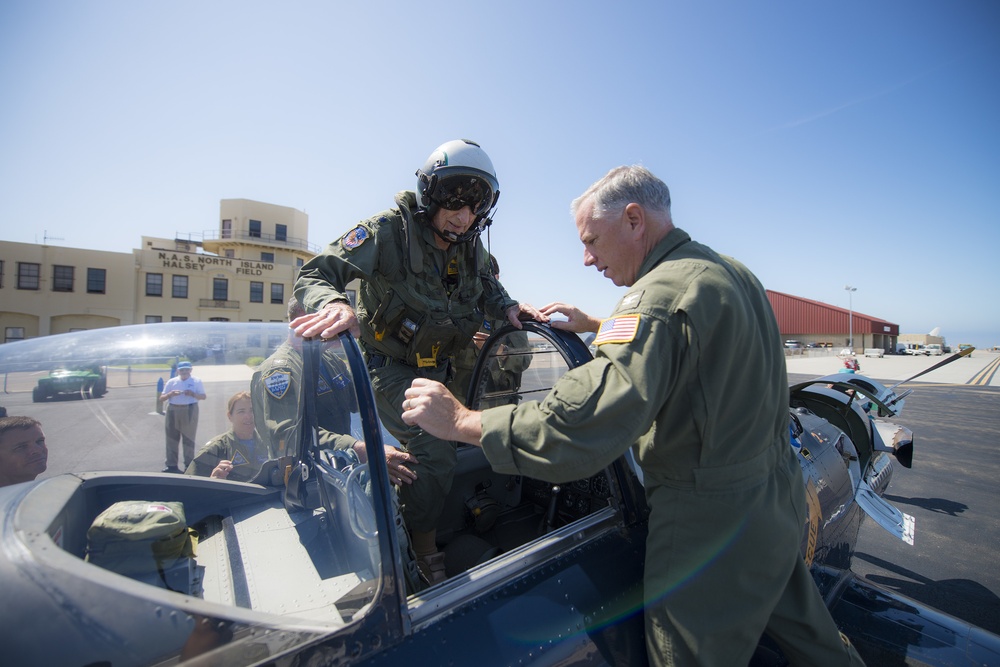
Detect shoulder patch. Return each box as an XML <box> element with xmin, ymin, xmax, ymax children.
<box><xmin>594</xmin><ymin>314</ymin><xmax>641</xmax><ymax>346</ymax></box>
<box><xmin>341</xmin><ymin>225</ymin><xmax>371</xmax><ymax>250</ymax></box>
<box><xmin>263</xmin><ymin>370</ymin><xmax>291</xmax><ymax>399</ymax></box>
<box><xmin>231</xmin><ymin>451</ymin><xmax>249</xmax><ymax>467</ymax></box>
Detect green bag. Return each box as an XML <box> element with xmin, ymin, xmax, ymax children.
<box><xmin>85</xmin><ymin>501</ymin><xmax>198</xmax><ymax>577</ymax></box>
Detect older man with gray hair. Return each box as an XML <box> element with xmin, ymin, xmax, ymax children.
<box><xmin>401</xmin><ymin>165</ymin><xmax>865</xmax><ymax>665</ymax></box>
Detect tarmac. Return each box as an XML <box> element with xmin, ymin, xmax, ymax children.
<box><xmin>783</xmin><ymin>349</ymin><xmax>1000</xmax><ymax>387</ymax></box>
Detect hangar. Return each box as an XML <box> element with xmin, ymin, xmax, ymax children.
<box><xmin>767</xmin><ymin>290</ymin><xmax>899</xmax><ymax>355</ymax></box>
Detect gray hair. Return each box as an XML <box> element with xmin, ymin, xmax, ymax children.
<box><xmin>571</xmin><ymin>165</ymin><xmax>672</xmax><ymax>220</ymax></box>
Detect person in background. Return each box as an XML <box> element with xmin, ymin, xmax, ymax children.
<box><xmin>159</xmin><ymin>361</ymin><xmax>206</xmax><ymax>474</ymax></box>
<box><xmin>401</xmin><ymin>165</ymin><xmax>865</xmax><ymax>665</ymax></box>
<box><xmin>451</xmin><ymin>254</ymin><xmax>531</xmax><ymax>407</ymax></box>
<box><xmin>185</xmin><ymin>391</ymin><xmax>268</xmax><ymax>482</ymax></box>
<box><xmin>0</xmin><ymin>415</ymin><xmax>48</xmax><ymax>487</ymax></box>
<box><xmin>253</xmin><ymin>297</ymin><xmax>418</xmax><ymax>487</ymax></box>
<box><xmin>291</xmin><ymin>139</ymin><xmax>546</xmax><ymax>584</ymax></box>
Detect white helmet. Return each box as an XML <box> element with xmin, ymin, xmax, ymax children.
<box><xmin>415</xmin><ymin>140</ymin><xmax>500</xmax><ymax>229</ymax></box>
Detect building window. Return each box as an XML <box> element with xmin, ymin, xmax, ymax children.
<box><xmin>52</xmin><ymin>265</ymin><xmax>74</xmax><ymax>292</ymax></box>
<box><xmin>87</xmin><ymin>268</ymin><xmax>106</xmax><ymax>294</ymax></box>
<box><xmin>213</xmin><ymin>278</ymin><xmax>228</xmax><ymax>301</ymax></box>
<box><xmin>209</xmin><ymin>317</ymin><xmax>230</xmax><ymax>322</ymax></box>
<box><xmin>5</xmin><ymin>327</ymin><xmax>25</xmax><ymax>343</ymax></box>
<box><xmin>146</xmin><ymin>273</ymin><xmax>163</xmax><ymax>296</ymax></box>
<box><xmin>224</xmin><ymin>249</ymin><xmax>235</xmax><ymax>258</ymax></box>
<box><xmin>221</xmin><ymin>219</ymin><xmax>232</xmax><ymax>239</ymax></box>
<box><xmin>296</xmin><ymin>257</ymin><xmax>304</xmax><ymax>268</ymax></box>
<box><xmin>276</xmin><ymin>224</ymin><xmax>287</xmax><ymax>242</ymax></box>
<box><xmin>145</xmin><ymin>315</ymin><xmax>163</xmax><ymax>324</ymax></box>
<box><xmin>172</xmin><ymin>275</ymin><xmax>188</xmax><ymax>298</ymax></box>
<box><xmin>249</xmin><ymin>220</ymin><xmax>261</xmax><ymax>238</ymax></box>
<box><xmin>261</xmin><ymin>252</ymin><xmax>274</xmax><ymax>262</ymax></box>
<box><xmin>0</xmin><ymin>260</ymin><xmax>4</xmax><ymax>288</ymax></box>
<box><xmin>171</xmin><ymin>316</ymin><xmax>188</xmax><ymax>322</ymax></box>
<box><xmin>17</xmin><ymin>262</ymin><xmax>40</xmax><ymax>290</ymax></box>
<box><xmin>250</xmin><ymin>281</ymin><xmax>264</xmax><ymax>303</ymax></box>
<box><xmin>270</xmin><ymin>283</ymin><xmax>284</xmax><ymax>304</ymax></box>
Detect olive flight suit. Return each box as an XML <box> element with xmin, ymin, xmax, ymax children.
<box><xmin>295</xmin><ymin>191</ymin><xmax>518</xmax><ymax>533</ymax></box>
<box><xmin>479</xmin><ymin>228</ymin><xmax>864</xmax><ymax>666</ymax></box>
<box><xmin>252</xmin><ymin>340</ymin><xmax>358</xmax><ymax>457</ymax></box>
<box><xmin>184</xmin><ymin>430</ymin><xmax>269</xmax><ymax>483</ymax></box>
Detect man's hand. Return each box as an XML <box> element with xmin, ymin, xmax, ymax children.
<box><xmin>384</xmin><ymin>445</ymin><xmax>418</xmax><ymax>486</ymax></box>
<box><xmin>352</xmin><ymin>440</ymin><xmax>418</xmax><ymax>486</ymax></box>
<box><xmin>402</xmin><ymin>378</ymin><xmax>483</xmax><ymax>446</ymax></box>
<box><xmin>290</xmin><ymin>301</ymin><xmax>360</xmax><ymax>340</ymax></box>
<box><xmin>505</xmin><ymin>302</ymin><xmax>549</xmax><ymax>329</ymax></box>
<box><xmin>539</xmin><ymin>302</ymin><xmax>600</xmax><ymax>334</ymax></box>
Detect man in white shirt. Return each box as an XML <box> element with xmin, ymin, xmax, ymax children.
<box><xmin>159</xmin><ymin>361</ymin><xmax>206</xmax><ymax>473</ymax></box>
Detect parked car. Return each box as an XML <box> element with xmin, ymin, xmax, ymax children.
<box><xmin>32</xmin><ymin>364</ymin><xmax>108</xmax><ymax>402</ymax></box>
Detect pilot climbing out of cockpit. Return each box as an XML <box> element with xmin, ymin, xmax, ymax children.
<box><xmin>292</xmin><ymin>140</ymin><xmax>547</xmax><ymax>584</ymax></box>
<box><xmin>253</xmin><ymin>297</ymin><xmax>418</xmax><ymax>487</ymax></box>
<box><xmin>402</xmin><ymin>165</ymin><xmax>866</xmax><ymax>665</ymax></box>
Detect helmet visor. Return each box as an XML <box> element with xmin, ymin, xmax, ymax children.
<box><xmin>429</xmin><ymin>175</ymin><xmax>496</xmax><ymax>217</ymax></box>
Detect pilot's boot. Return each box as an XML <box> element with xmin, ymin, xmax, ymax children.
<box><xmin>416</xmin><ymin>551</ymin><xmax>447</xmax><ymax>585</ymax></box>
<box><xmin>413</xmin><ymin>530</ymin><xmax>447</xmax><ymax>585</ymax></box>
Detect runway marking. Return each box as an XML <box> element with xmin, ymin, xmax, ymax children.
<box><xmin>968</xmin><ymin>356</ymin><xmax>1000</xmax><ymax>386</ymax></box>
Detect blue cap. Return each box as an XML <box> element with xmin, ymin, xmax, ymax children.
<box><xmin>177</xmin><ymin>361</ymin><xmax>192</xmax><ymax>369</ymax></box>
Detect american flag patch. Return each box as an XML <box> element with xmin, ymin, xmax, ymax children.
<box><xmin>594</xmin><ymin>314</ymin><xmax>640</xmax><ymax>345</ymax></box>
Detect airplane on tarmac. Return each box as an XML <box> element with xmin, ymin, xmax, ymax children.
<box><xmin>0</xmin><ymin>321</ymin><xmax>994</xmax><ymax>666</ymax></box>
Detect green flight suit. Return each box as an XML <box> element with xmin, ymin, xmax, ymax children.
<box><xmin>251</xmin><ymin>340</ymin><xmax>358</xmax><ymax>457</ymax></box>
<box><xmin>184</xmin><ymin>430</ymin><xmax>269</xmax><ymax>483</ymax></box>
<box><xmin>295</xmin><ymin>191</ymin><xmax>518</xmax><ymax>533</ymax></box>
<box><xmin>479</xmin><ymin>228</ymin><xmax>864</xmax><ymax>666</ymax></box>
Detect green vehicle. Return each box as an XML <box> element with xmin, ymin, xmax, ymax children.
<box><xmin>32</xmin><ymin>365</ymin><xmax>108</xmax><ymax>402</ymax></box>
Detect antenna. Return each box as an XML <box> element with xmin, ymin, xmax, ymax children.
<box><xmin>43</xmin><ymin>230</ymin><xmax>65</xmax><ymax>245</ymax></box>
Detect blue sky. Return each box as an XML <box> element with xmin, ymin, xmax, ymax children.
<box><xmin>2</xmin><ymin>1</ymin><xmax>998</xmax><ymax>348</ymax></box>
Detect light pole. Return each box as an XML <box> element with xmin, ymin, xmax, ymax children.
<box><xmin>845</xmin><ymin>285</ymin><xmax>857</xmax><ymax>351</ymax></box>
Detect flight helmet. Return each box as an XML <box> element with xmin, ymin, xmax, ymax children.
<box><xmin>415</xmin><ymin>139</ymin><xmax>500</xmax><ymax>242</ymax></box>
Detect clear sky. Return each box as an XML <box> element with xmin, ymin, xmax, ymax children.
<box><xmin>2</xmin><ymin>1</ymin><xmax>998</xmax><ymax>348</ymax></box>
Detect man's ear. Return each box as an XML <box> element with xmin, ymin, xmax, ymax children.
<box><xmin>623</xmin><ymin>202</ymin><xmax>644</xmax><ymax>235</ymax></box>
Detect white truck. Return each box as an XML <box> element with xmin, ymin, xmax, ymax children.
<box><xmin>864</xmin><ymin>348</ymin><xmax>885</xmax><ymax>358</ymax></box>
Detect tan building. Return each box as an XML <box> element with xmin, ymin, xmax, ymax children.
<box><xmin>0</xmin><ymin>199</ymin><xmax>354</xmax><ymax>343</ymax></box>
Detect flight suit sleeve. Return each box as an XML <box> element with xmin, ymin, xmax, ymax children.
<box><xmin>480</xmin><ymin>312</ymin><xmax>682</xmax><ymax>483</ymax></box>
<box><xmin>185</xmin><ymin>436</ymin><xmax>231</xmax><ymax>477</ymax></box>
<box><xmin>316</xmin><ymin>429</ymin><xmax>359</xmax><ymax>451</ymax></box>
<box><xmin>480</xmin><ymin>271</ymin><xmax>519</xmax><ymax>322</ymax></box>
<box><xmin>294</xmin><ymin>218</ymin><xmax>385</xmax><ymax>313</ymax></box>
